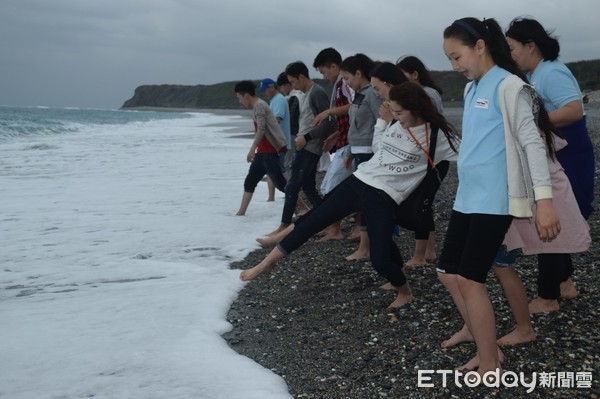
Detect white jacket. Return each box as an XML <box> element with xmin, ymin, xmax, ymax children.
<box><xmin>498</xmin><ymin>75</ymin><xmax>553</xmax><ymax>217</ymax></box>
<box><xmin>354</xmin><ymin>118</ymin><xmax>458</xmax><ymax>205</ymax></box>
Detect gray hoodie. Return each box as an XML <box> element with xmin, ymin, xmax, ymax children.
<box><xmin>297</xmin><ymin>82</ymin><xmax>336</xmax><ymax>155</ymax></box>
<box><xmin>348</xmin><ymin>83</ymin><xmax>382</xmax><ymax>149</ymax></box>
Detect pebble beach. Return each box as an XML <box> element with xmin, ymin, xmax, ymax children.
<box><xmin>224</xmin><ymin>102</ymin><xmax>600</xmax><ymax>398</ymax></box>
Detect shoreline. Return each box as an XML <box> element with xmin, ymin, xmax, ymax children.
<box><xmin>223</xmin><ymin>107</ymin><xmax>600</xmax><ymax>398</ymax></box>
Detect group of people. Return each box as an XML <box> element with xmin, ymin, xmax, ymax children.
<box><xmin>233</xmin><ymin>16</ymin><xmax>595</xmax><ymax>380</ymax></box>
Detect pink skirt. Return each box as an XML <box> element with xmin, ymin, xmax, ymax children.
<box><xmin>504</xmin><ymin>155</ymin><xmax>591</xmax><ymax>255</ymax></box>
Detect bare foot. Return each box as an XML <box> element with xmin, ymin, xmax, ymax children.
<box><xmin>529</xmin><ymin>297</ymin><xmax>560</xmax><ymax>314</ymax></box>
<box><xmin>456</xmin><ymin>348</ymin><xmax>504</xmax><ymax>371</ymax></box>
<box><xmin>425</xmin><ymin>257</ymin><xmax>438</xmax><ymax>263</ymax></box>
<box><xmin>346</xmin><ymin>230</ymin><xmax>360</xmax><ymax>241</ymax></box>
<box><xmin>560</xmin><ymin>277</ymin><xmax>578</xmax><ymax>300</ymax></box>
<box><xmin>315</xmin><ymin>232</ymin><xmax>344</xmax><ymax>243</ymax></box>
<box><xmin>256</xmin><ymin>236</ymin><xmax>277</xmax><ymax>247</ymax></box>
<box><xmin>441</xmin><ymin>325</ymin><xmax>474</xmax><ymax>348</ymax></box>
<box><xmin>258</xmin><ymin>225</ymin><xmax>293</xmax><ymax>247</ymax></box>
<box><xmin>404</xmin><ymin>258</ymin><xmax>428</xmax><ymax>268</ymax></box>
<box><xmin>235</xmin><ymin>210</ymin><xmax>245</xmax><ymax>216</ymax></box>
<box><xmin>388</xmin><ymin>284</ymin><xmax>413</xmax><ymax>308</ymax></box>
<box><xmin>265</xmin><ymin>224</ymin><xmax>289</xmax><ymax>237</ymax></box>
<box><xmin>345</xmin><ymin>249</ymin><xmax>369</xmax><ymax>261</ymax></box>
<box><xmin>240</xmin><ymin>263</ymin><xmax>272</xmax><ymax>281</ymax></box>
<box><xmin>497</xmin><ymin>327</ymin><xmax>536</xmax><ymax>347</ymax></box>
<box><xmin>379</xmin><ymin>282</ymin><xmax>394</xmax><ymax>291</ymax></box>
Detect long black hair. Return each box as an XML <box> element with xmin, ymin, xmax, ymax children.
<box><xmin>388</xmin><ymin>82</ymin><xmax>459</xmax><ymax>153</ymax></box>
<box><xmin>444</xmin><ymin>17</ymin><xmax>561</xmax><ymax>158</ymax></box>
<box><xmin>396</xmin><ymin>55</ymin><xmax>443</xmax><ymax>95</ymax></box>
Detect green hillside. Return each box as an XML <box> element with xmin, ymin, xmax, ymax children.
<box><xmin>121</xmin><ymin>59</ymin><xmax>600</xmax><ymax>110</ymax></box>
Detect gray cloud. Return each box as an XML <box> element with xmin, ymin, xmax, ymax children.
<box><xmin>1</xmin><ymin>0</ymin><xmax>598</xmax><ymax>108</ymax></box>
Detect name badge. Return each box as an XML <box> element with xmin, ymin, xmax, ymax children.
<box><xmin>475</xmin><ymin>98</ymin><xmax>489</xmax><ymax>109</ymax></box>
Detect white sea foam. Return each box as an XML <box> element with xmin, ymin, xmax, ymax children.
<box><xmin>0</xmin><ymin>108</ymin><xmax>292</xmax><ymax>398</ymax></box>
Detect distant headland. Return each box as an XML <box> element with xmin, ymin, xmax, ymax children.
<box><xmin>121</xmin><ymin>59</ymin><xmax>600</xmax><ymax>110</ymax></box>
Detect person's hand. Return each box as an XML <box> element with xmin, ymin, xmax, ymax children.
<box><xmin>246</xmin><ymin>150</ymin><xmax>255</xmax><ymax>163</ymax></box>
<box><xmin>295</xmin><ymin>135</ymin><xmax>307</xmax><ymax>151</ymax></box>
<box><xmin>311</xmin><ymin>109</ymin><xmax>330</xmax><ymax>127</ymax></box>
<box><xmin>535</xmin><ymin>198</ymin><xmax>561</xmax><ymax>242</ymax></box>
<box><xmin>379</xmin><ymin>101</ymin><xmax>393</xmax><ymax>122</ymax></box>
<box><xmin>322</xmin><ymin>131</ymin><xmax>339</xmax><ymax>153</ymax></box>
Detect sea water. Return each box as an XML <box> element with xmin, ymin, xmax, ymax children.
<box><xmin>0</xmin><ymin>106</ymin><xmax>292</xmax><ymax>398</ymax></box>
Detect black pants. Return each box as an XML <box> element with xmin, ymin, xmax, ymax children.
<box><xmin>537</xmin><ymin>253</ymin><xmax>574</xmax><ymax>299</ymax></box>
<box><xmin>278</xmin><ymin>176</ymin><xmax>406</xmax><ymax>287</ymax></box>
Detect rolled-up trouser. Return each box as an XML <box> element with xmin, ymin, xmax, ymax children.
<box><xmin>243</xmin><ymin>152</ymin><xmax>287</xmax><ymax>193</ymax></box>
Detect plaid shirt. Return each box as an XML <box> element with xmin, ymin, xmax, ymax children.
<box><xmin>334</xmin><ymin>77</ymin><xmax>352</xmax><ymax>149</ymax></box>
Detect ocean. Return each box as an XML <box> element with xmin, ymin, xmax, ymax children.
<box><xmin>0</xmin><ymin>106</ymin><xmax>292</xmax><ymax>398</ymax></box>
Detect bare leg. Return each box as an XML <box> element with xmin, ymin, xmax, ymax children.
<box><xmin>528</xmin><ymin>297</ymin><xmax>560</xmax><ymax>313</ymax></box>
<box><xmin>457</xmin><ymin>275</ymin><xmax>501</xmax><ymax>374</ymax></box>
<box><xmin>296</xmin><ymin>193</ymin><xmax>310</xmax><ymax>216</ymax></box>
<box><xmin>347</xmin><ymin>213</ymin><xmax>361</xmax><ymax>240</ymax></box>
<box><xmin>442</xmin><ymin>323</ymin><xmax>474</xmax><ymax>348</ymax></box>
<box><xmin>264</xmin><ymin>223</ymin><xmax>291</xmax><ymax>237</ymax></box>
<box><xmin>388</xmin><ymin>283</ymin><xmax>413</xmax><ymax>308</ymax></box>
<box><xmin>560</xmin><ymin>277</ymin><xmax>578</xmax><ymax>300</ymax></box>
<box><xmin>266</xmin><ymin>177</ymin><xmax>275</xmax><ymax>202</ymax></box>
<box><xmin>405</xmin><ymin>239</ymin><xmax>428</xmax><ymax>268</ymax></box>
<box><xmin>236</xmin><ymin>191</ymin><xmax>253</xmax><ymax>216</ymax></box>
<box><xmin>257</xmin><ymin>224</ymin><xmax>294</xmax><ymax>247</ymax></box>
<box><xmin>425</xmin><ymin>231</ymin><xmax>438</xmax><ymax>262</ymax></box>
<box><xmin>346</xmin><ymin>231</ymin><xmax>369</xmax><ymax>260</ymax></box>
<box><xmin>240</xmin><ymin>246</ymin><xmax>285</xmax><ymax>281</ymax></box>
<box><xmin>438</xmin><ymin>272</ymin><xmax>473</xmax><ymax>348</ymax></box>
<box><xmin>493</xmin><ymin>267</ymin><xmax>536</xmax><ymax>346</ymax></box>
<box><xmin>315</xmin><ymin>220</ymin><xmax>344</xmax><ymax>242</ymax></box>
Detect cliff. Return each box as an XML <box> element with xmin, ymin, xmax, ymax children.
<box><xmin>121</xmin><ymin>59</ymin><xmax>600</xmax><ymax>110</ymax></box>
<box><xmin>121</xmin><ymin>81</ymin><xmax>243</xmax><ymax>109</ymax></box>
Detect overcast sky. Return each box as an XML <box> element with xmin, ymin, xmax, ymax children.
<box><xmin>1</xmin><ymin>0</ymin><xmax>599</xmax><ymax>109</ymax></box>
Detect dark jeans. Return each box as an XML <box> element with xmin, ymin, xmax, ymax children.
<box><xmin>278</xmin><ymin>176</ymin><xmax>406</xmax><ymax>287</ymax></box>
<box><xmin>281</xmin><ymin>149</ymin><xmax>322</xmax><ymax>225</ymax></box>
<box><xmin>537</xmin><ymin>253</ymin><xmax>573</xmax><ymax>299</ymax></box>
<box><xmin>352</xmin><ymin>152</ymin><xmax>373</xmax><ymax>171</ymax></box>
<box><xmin>243</xmin><ymin>152</ymin><xmax>287</xmax><ymax>194</ymax></box>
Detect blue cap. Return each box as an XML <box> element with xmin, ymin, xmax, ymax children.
<box><xmin>257</xmin><ymin>78</ymin><xmax>276</xmax><ymax>94</ymax></box>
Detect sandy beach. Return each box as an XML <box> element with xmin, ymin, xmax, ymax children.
<box><xmin>224</xmin><ymin>101</ymin><xmax>600</xmax><ymax>398</ymax></box>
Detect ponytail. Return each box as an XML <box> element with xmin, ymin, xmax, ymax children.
<box><xmin>444</xmin><ymin>17</ymin><xmax>562</xmax><ymax>157</ymax></box>
<box><xmin>506</xmin><ymin>17</ymin><xmax>560</xmax><ymax>61</ymax></box>
<box><xmin>444</xmin><ymin>17</ymin><xmax>526</xmax><ymax>81</ymax></box>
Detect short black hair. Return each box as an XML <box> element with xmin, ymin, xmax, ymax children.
<box><xmin>313</xmin><ymin>47</ymin><xmax>342</xmax><ymax>69</ymax></box>
<box><xmin>285</xmin><ymin>61</ymin><xmax>309</xmax><ymax>79</ymax></box>
<box><xmin>276</xmin><ymin>72</ymin><xmax>290</xmax><ymax>86</ymax></box>
<box><xmin>234</xmin><ymin>80</ymin><xmax>256</xmax><ymax>96</ymax></box>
